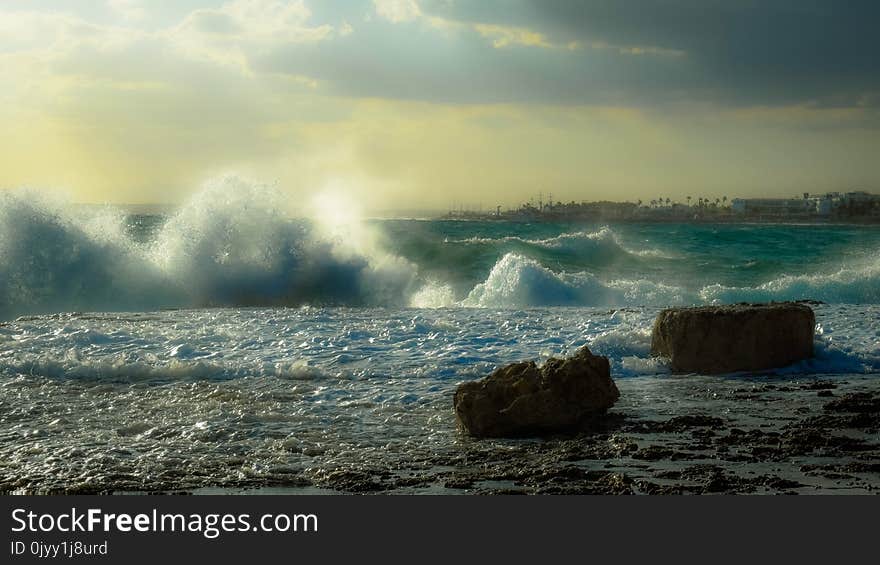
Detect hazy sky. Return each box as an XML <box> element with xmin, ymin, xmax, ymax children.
<box><xmin>1</xmin><ymin>0</ymin><xmax>879</xmax><ymax>211</ymax></box>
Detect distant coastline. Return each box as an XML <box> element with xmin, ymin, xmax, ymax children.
<box><xmin>440</xmin><ymin>190</ymin><xmax>880</xmax><ymax>224</ymax></box>
<box><xmin>437</xmin><ymin>215</ymin><xmax>880</xmax><ymax>225</ymax></box>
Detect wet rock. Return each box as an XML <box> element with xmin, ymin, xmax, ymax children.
<box><xmin>632</xmin><ymin>446</ymin><xmax>677</xmax><ymax>461</ymax></box>
<box><xmin>442</xmin><ymin>476</ymin><xmax>474</xmax><ymax>490</ymax></box>
<box><xmin>651</xmin><ymin>302</ymin><xmax>815</xmax><ymax>374</ymax></box>
<box><xmin>801</xmin><ymin>380</ymin><xmax>838</xmax><ymax>391</ymax></box>
<box><xmin>453</xmin><ymin>346</ymin><xmax>619</xmax><ymax>438</ymax></box>
<box><xmin>627</xmin><ymin>414</ymin><xmax>725</xmax><ymax>434</ymax></box>
<box><xmin>760</xmin><ymin>476</ymin><xmax>805</xmax><ymax>490</ymax></box>
<box><xmin>823</xmin><ymin>392</ymin><xmax>880</xmax><ymax>414</ymax></box>
<box><xmin>317</xmin><ymin>469</ymin><xmax>392</xmax><ymax>492</ymax></box>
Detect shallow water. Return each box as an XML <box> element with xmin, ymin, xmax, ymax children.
<box><xmin>1</xmin><ymin>305</ymin><xmax>878</xmax><ymax>493</ymax></box>
<box><xmin>2</xmin><ymin>182</ymin><xmax>880</xmax><ymax>493</ymax></box>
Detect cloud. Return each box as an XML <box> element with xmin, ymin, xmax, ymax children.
<box><xmin>107</xmin><ymin>0</ymin><xmax>146</xmax><ymax>22</ymax></box>
<box><xmin>2</xmin><ymin>0</ymin><xmax>880</xmax><ymax>209</ymax></box>
<box><xmin>372</xmin><ymin>0</ymin><xmax>421</xmax><ymax>23</ymax></box>
<box><xmin>12</xmin><ymin>1</ymin><xmax>873</xmax><ymax>109</ymax></box>
<box><xmin>415</xmin><ymin>0</ymin><xmax>880</xmax><ymax>107</ymax></box>
<box><xmin>170</xmin><ymin>0</ymin><xmax>340</xmax><ymax>69</ymax></box>
<box><xmin>214</xmin><ymin>0</ymin><xmax>876</xmax><ymax>109</ymax></box>
<box><xmin>179</xmin><ymin>0</ymin><xmax>323</xmax><ymax>42</ymax></box>
<box><xmin>472</xmin><ymin>24</ymin><xmax>554</xmax><ymax>50</ymax></box>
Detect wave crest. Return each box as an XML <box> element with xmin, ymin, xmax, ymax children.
<box><xmin>0</xmin><ymin>178</ymin><xmax>418</xmax><ymax>319</ymax></box>
<box><xmin>447</xmin><ymin>226</ymin><xmax>671</xmax><ymax>262</ymax></box>
<box><xmin>462</xmin><ymin>253</ymin><xmax>688</xmax><ymax>307</ymax></box>
<box><xmin>701</xmin><ymin>264</ymin><xmax>880</xmax><ymax>304</ymax></box>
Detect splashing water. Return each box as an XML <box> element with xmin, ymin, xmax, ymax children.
<box><xmin>4</xmin><ymin>179</ymin><xmax>880</xmax><ymax>318</ymax></box>
<box><xmin>0</xmin><ymin>177</ymin><xmax>419</xmax><ymax>319</ymax></box>
<box><xmin>3</xmin><ymin>186</ymin><xmax>880</xmax><ymax>493</ymax></box>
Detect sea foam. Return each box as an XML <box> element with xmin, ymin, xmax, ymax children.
<box><xmin>462</xmin><ymin>253</ymin><xmax>690</xmax><ymax>308</ymax></box>
<box><xmin>4</xmin><ymin>183</ymin><xmax>880</xmax><ymax>317</ymax></box>
<box><xmin>0</xmin><ymin>178</ymin><xmax>418</xmax><ymax>319</ymax></box>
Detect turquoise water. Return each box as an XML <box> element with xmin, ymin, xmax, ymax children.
<box><xmin>381</xmin><ymin>220</ymin><xmax>880</xmax><ymax>304</ymax></box>
<box><xmin>4</xmin><ymin>184</ymin><xmax>880</xmax><ymax>319</ymax></box>
<box><xmin>2</xmin><ymin>183</ymin><xmax>880</xmax><ymax>493</ymax></box>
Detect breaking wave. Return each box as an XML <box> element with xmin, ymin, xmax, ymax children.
<box><xmin>0</xmin><ymin>177</ymin><xmax>417</xmax><ymax>319</ymax></box>
<box><xmin>461</xmin><ymin>253</ymin><xmax>690</xmax><ymax>307</ymax></box>
<box><xmin>455</xmin><ymin>256</ymin><xmax>880</xmax><ymax>309</ymax></box>
<box><xmin>3</xmin><ymin>182</ymin><xmax>880</xmax><ymax>317</ymax></box>
<box><xmin>446</xmin><ymin>226</ymin><xmax>671</xmax><ymax>261</ymax></box>
<box><xmin>700</xmin><ymin>264</ymin><xmax>880</xmax><ymax>304</ymax></box>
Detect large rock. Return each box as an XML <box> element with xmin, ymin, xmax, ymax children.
<box><xmin>453</xmin><ymin>346</ymin><xmax>619</xmax><ymax>438</ymax></box>
<box><xmin>651</xmin><ymin>302</ymin><xmax>815</xmax><ymax>374</ymax></box>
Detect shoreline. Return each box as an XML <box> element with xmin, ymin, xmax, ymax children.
<box><xmin>9</xmin><ymin>372</ymin><xmax>877</xmax><ymax>496</ymax></box>
<box><xmin>432</xmin><ymin>216</ymin><xmax>880</xmax><ymax>226</ymax></box>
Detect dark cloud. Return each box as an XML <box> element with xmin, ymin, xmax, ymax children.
<box><xmin>423</xmin><ymin>0</ymin><xmax>880</xmax><ymax>106</ymax></box>
<box><xmin>266</xmin><ymin>0</ymin><xmax>880</xmax><ymax>108</ymax></box>
<box><xmin>256</xmin><ymin>13</ymin><xmax>692</xmax><ymax>106</ymax></box>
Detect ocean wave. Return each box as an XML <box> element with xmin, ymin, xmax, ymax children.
<box><xmin>461</xmin><ymin>253</ymin><xmax>690</xmax><ymax>307</ymax></box>
<box><xmin>0</xmin><ymin>178</ymin><xmax>418</xmax><ymax>319</ymax></box>
<box><xmin>4</xmin><ymin>183</ymin><xmax>880</xmax><ymax>317</ymax></box>
<box><xmin>700</xmin><ymin>264</ymin><xmax>880</xmax><ymax>304</ymax></box>
<box><xmin>0</xmin><ymin>190</ymin><xmax>174</xmax><ymax>318</ymax></box>
<box><xmin>446</xmin><ymin>226</ymin><xmax>672</xmax><ymax>261</ymax></box>
<box><xmin>0</xmin><ymin>352</ymin><xmax>325</xmax><ymax>382</ymax></box>
<box><xmin>457</xmin><ymin>249</ymin><xmax>880</xmax><ymax>309</ymax></box>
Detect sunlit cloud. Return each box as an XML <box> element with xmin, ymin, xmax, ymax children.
<box><xmin>107</xmin><ymin>0</ymin><xmax>147</xmax><ymax>23</ymax></box>
<box><xmin>472</xmin><ymin>23</ymin><xmax>553</xmax><ymax>49</ymax></box>
<box><xmin>0</xmin><ymin>0</ymin><xmax>878</xmax><ymax>209</ymax></box>
<box><xmin>372</xmin><ymin>0</ymin><xmax>421</xmax><ymax>24</ymax></box>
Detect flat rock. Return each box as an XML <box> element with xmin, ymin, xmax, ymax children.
<box><xmin>453</xmin><ymin>346</ymin><xmax>619</xmax><ymax>438</ymax></box>
<box><xmin>651</xmin><ymin>302</ymin><xmax>815</xmax><ymax>374</ymax></box>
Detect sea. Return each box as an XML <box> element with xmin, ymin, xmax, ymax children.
<box><xmin>2</xmin><ymin>180</ymin><xmax>879</xmax><ymax>493</ymax></box>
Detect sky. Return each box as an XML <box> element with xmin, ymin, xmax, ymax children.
<box><xmin>1</xmin><ymin>0</ymin><xmax>879</xmax><ymax>212</ymax></box>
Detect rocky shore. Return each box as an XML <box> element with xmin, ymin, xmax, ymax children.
<box><xmin>311</xmin><ymin>375</ymin><xmax>880</xmax><ymax>495</ymax></box>
<box><xmin>651</xmin><ymin>302</ymin><xmax>815</xmax><ymax>374</ymax></box>
<box><xmin>453</xmin><ymin>346</ymin><xmax>618</xmax><ymax>437</ymax></box>
<box><xmin>5</xmin><ymin>373</ymin><xmax>878</xmax><ymax>495</ymax></box>
<box><xmin>4</xmin><ymin>303</ymin><xmax>877</xmax><ymax>496</ymax></box>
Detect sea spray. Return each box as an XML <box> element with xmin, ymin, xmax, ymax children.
<box><xmin>152</xmin><ymin>176</ymin><xmax>418</xmax><ymax>307</ymax></box>
<box><xmin>461</xmin><ymin>253</ymin><xmax>690</xmax><ymax>308</ymax></box>
<box><xmin>445</xmin><ymin>225</ymin><xmax>673</xmax><ymax>262</ymax></box>
<box><xmin>700</xmin><ymin>264</ymin><xmax>880</xmax><ymax>304</ymax></box>
<box><xmin>4</xmin><ymin>185</ymin><xmax>880</xmax><ymax>317</ymax></box>
<box><xmin>0</xmin><ymin>189</ymin><xmax>175</xmax><ymax>318</ymax></box>
<box><xmin>0</xmin><ymin>177</ymin><xmax>419</xmax><ymax>319</ymax></box>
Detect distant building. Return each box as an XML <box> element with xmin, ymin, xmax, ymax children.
<box><xmin>731</xmin><ymin>191</ymin><xmax>880</xmax><ymax>219</ymax></box>
<box><xmin>730</xmin><ymin>197</ymin><xmax>816</xmax><ymax>217</ymax></box>
<box><xmin>840</xmin><ymin>191</ymin><xmax>880</xmax><ymax>217</ymax></box>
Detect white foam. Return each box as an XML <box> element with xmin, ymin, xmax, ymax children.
<box><xmin>0</xmin><ymin>177</ymin><xmax>419</xmax><ymax>319</ymax></box>
<box><xmin>700</xmin><ymin>264</ymin><xmax>880</xmax><ymax>304</ymax></box>
<box><xmin>410</xmin><ymin>281</ymin><xmax>457</xmax><ymax>308</ymax></box>
<box><xmin>462</xmin><ymin>252</ymin><xmax>692</xmax><ymax>308</ymax></box>
<box><xmin>446</xmin><ymin>226</ymin><xmax>671</xmax><ymax>260</ymax></box>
